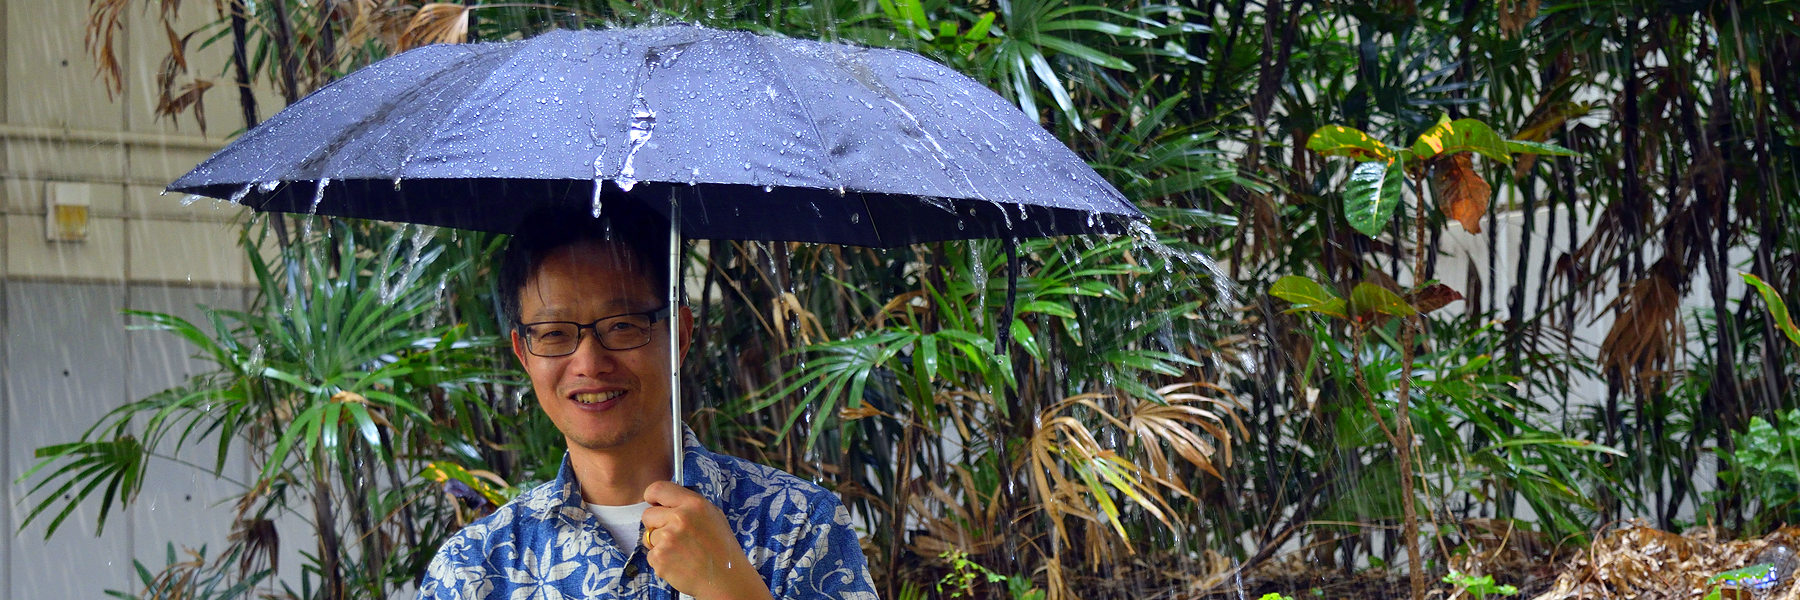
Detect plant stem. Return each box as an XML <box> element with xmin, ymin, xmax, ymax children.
<box><xmin>1398</xmin><ymin>177</ymin><xmax>1428</xmax><ymax>600</ymax></box>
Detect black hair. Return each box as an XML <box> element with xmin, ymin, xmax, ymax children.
<box><xmin>497</xmin><ymin>205</ymin><xmax>672</xmax><ymax>328</ymax></box>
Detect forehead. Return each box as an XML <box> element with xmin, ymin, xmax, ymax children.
<box><xmin>519</xmin><ymin>240</ymin><xmax>657</xmax><ymax>318</ymax></box>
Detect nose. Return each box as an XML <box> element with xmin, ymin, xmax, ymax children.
<box><xmin>563</xmin><ymin>331</ymin><xmax>618</xmax><ymax>378</ymax></box>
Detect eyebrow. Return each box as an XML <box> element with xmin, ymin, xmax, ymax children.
<box><xmin>523</xmin><ymin>299</ymin><xmax>652</xmax><ymax>322</ymax></box>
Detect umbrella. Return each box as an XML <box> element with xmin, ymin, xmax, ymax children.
<box><xmin>170</xmin><ymin>24</ymin><xmax>1143</xmax><ymax>484</ymax></box>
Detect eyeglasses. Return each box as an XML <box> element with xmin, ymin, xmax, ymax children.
<box><xmin>517</xmin><ymin>306</ymin><xmax>671</xmax><ymax>357</ymax></box>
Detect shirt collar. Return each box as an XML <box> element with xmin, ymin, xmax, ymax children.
<box><xmin>551</xmin><ymin>424</ymin><xmax>731</xmax><ymax>514</ymax></box>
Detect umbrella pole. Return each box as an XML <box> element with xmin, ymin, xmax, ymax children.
<box><xmin>669</xmin><ymin>192</ymin><xmax>684</xmax><ymax>486</ymax></box>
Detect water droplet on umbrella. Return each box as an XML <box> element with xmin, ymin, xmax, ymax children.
<box><xmin>258</xmin><ymin>181</ymin><xmax>280</xmax><ymax>193</ymax></box>
<box><xmin>850</xmin><ymin>213</ymin><xmax>860</xmax><ymax>224</ymax></box>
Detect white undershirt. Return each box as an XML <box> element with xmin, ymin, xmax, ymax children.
<box><xmin>584</xmin><ymin>502</ymin><xmax>652</xmax><ymax>554</ymax></box>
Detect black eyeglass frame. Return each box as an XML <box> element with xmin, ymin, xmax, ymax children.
<box><xmin>516</xmin><ymin>306</ymin><xmax>672</xmax><ymax>357</ymax></box>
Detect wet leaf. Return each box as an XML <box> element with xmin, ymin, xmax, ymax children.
<box><xmin>1504</xmin><ymin>139</ymin><xmax>1579</xmax><ymax>157</ymax></box>
<box><xmin>1349</xmin><ymin>283</ymin><xmax>1416</xmax><ymax>318</ymax></box>
<box><xmin>1412</xmin><ymin>118</ymin><xmax>1511</xmax><ymax>164</ymax></box>
<box><xmin>1742</xmin><ymin>272</ymin><xmax>1800</xmax><ymax>347</ymax></box>
<box><xmin>1270</xmin><ymin>275</ymin><xmax>1348</xmax><ymax>319</ymax></box>
<box><xmin>1344</xmin><ymin>159</ymin><xmax>1405</xmax><ymax>237</ymax></box>
<box><xmin>1432</xmin><ymin>153</ymin><xmax>1491</xmax><ymax>233</ymax></box>
<box><xmin>1306</xmin><ymin>125</ymin><xmax>1393</xmax><ymax>161</ymax></box>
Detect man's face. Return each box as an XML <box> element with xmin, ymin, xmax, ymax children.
<box><xmin>510</xmin><ymin>240</ymin><xmax>692</xmax><ymax>452</ymax></box>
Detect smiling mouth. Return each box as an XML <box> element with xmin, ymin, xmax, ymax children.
<box><xmin>573</xmin><ymin>390</ymin><xmax>626</xmax><ymax>404</ymax></box>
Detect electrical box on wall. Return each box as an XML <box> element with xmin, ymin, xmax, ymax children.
<box><xmin>45</xmin><ymin>182</ymin><xmax>91</xmax><ymax>242</ymax></box>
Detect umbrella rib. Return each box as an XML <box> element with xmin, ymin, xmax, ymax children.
<box><xmin>857</xmin><ymin>192</ymin><xmax>884</xmax><ymax>248</ymax></box>
<box><xmin>755</xmin><ymin>35</ymin><xmax>843</xmax><ymax>190</ymax></box>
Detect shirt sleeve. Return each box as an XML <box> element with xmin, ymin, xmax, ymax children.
<box><xmin>775</xmin><ymin>493</ymin><xmax>880</xmax><ymax>600</ymax></box>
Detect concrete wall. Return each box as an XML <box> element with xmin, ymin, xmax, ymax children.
<box><xmin>0</xmin><ymin>2</ymin><xmax>269</xmax><ymax>599</ymax></box>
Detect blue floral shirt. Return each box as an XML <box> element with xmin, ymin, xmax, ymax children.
<box><xmin>419</xmin><ymin>429</ymin><xmax>879</xmax><ymax>600</ymax></box>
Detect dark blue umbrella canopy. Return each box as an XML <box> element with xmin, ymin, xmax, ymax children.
<box><xmin>169</xmin><ymin>25</ymin><xmax>1140</xmax><ymax>247</ymax></box>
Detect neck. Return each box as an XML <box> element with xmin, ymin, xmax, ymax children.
<box><xmin>566</xmin><ymin>429</ymin><xmax>676</xmax><ymax>506</ymax></box>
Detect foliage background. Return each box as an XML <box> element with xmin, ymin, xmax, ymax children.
<box><xmin>23</xmin><ymin>0</ymin><xmax>1800</xmax><ymax>599</ymax></box>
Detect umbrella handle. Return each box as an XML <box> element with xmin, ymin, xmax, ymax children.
<box><xmin>669</xmin><ymin>191</ymin><xmax>684</xmax><ymax>487</ymax></box>
<box><xmin>995</xmin><ymin>236</ymin><xmax>1019</xmax><ymax>355</ymax></box>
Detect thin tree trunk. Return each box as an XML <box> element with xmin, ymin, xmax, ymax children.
<box><xmin>227</xmin><ymin>0</ymin><xmax>259</xmax><ymax>129</ymax></box>
<box><xmin>270</xmin><ymin>0</ymin><xmax>302</xmax><ymax>104</ymax></box>
<box><xmin>314</xmin><ymin>467</ymin><xmax>344</xmax><ymax>600</ymax></box>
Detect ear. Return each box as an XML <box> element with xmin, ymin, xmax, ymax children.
<box><xmin>510</xmin><ymin>328</ymin><xmax>528</xmax><ymax>365</ymax></box>
<box><xmin>676</xmin><ymin>305</ymin><xmax>695</xmax><ymax>364</ymax></box>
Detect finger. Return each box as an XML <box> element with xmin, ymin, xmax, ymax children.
<box><xmin>641</xmin><ymin>506</ymin><xmax>678</xmax><ymax>530</ymax></box>
<box><xmin>643</xmin><ymin>480</ymin><xmax>702</xmax><ymax>507</ymax></box>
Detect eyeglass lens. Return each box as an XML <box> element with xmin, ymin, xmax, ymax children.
<box><xmin>523</xmin><ymin>313</ymin><xmax>657</xmax><ymax>356</ymax></box>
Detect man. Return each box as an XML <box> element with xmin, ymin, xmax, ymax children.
<box><xmin>419</xmin><ymin>208</ymin><xmax>878</xmax><ymax>600</ymax></box>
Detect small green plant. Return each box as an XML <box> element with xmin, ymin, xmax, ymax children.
<box><xmin>1258</xmin><ymin>594</ymin><xmax>1297</xmax><ymax>600</ymax></box>
<box><xmin>1725</xmin><ymin>410</ymin><xmax>1800</xmax><ymax>531</ymax></box>
<box><xmin>1442</xmin><ymin>571</ymin><xmax>1518</xmax><ymax>600</ymax></box>
<box><xmin>938</xmin><ymin>550</ymin><xmax>1044</xmax><ymax>600</ymax></box>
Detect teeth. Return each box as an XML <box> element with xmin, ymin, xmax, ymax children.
<box><xmin>573</xmin><ymin>391</ymin><xmax>625</xmax><ymax>404</ymax></box>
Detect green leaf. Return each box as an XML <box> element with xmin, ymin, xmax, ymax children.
<box><xmin>1343</xmin><ymin>160</ymin><xmax>1405</xmax><ymax>237</ymax></box>
<box><xmin>1018</xmin><ymin>300</ymin><xmax>1076</xmax><ymax>318</ymax></box>
<box><xmin>1504</xmin><ymin>139</ymin><xmax>1579</xmax><ymax>157</ymax></box>
<box><xmin>1742</xmin><ymin>272</ymin><xmax>1800</xmax><ymax>347</ymax></box>
<box><xmin>1306</xmin><ymin>125</ymin><xmax>1393</xmax><ymax>161</ymax></box>
<box><xmin>1349</xmin><ymin>283</ymin><xmax>1417</xmax><ymax>317</ymax></box>
<box><xmin>1412</xmin><ymin>118</ymin><xmax>1511</xmax><ymax>163</ymax></box>
<box><xmin>1270</xmin><ymin>275</ymin><xmax>1347</xmax><ymax>319</ymax></box>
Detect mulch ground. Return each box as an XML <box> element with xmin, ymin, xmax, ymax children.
<box><xmin>1087</xmin><ymin>520</ymin><xmax>1800</xmax><ymax>600</ymax></box>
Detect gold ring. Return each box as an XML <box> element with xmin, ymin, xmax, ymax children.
<box><xmin>644</xmin><ymin>527</ymin><xmax>657</xmax><ymax>549</ymax></box>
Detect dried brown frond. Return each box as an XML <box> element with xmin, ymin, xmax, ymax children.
<box><xmin>1124</xmin><ymin>382</ymin><xmax>1246</xmax><ymax>485</ymax></box>
<box><xmin>157</xmin><ymin>79</ymin><xmax>214</xmax><ymax>132</ymax></box>
<box><xmin>154</xmin><ymin>23</ymin><xmax>212</xmax><ymax>133</ymax></box>
<box><xmin>398</xmin><ymin>3</ymin><xmax>471</xmax><ymax>51</ymax></box>
<box><xmin>86</xmin><ymin>0</ymin><xmax>132</xmax><ymax>97</ymax></box>
<box><xmin>1025</xmin><ymin>382</ymin><xmax>1243</xmax><ymax>600</ymax></box>
<box><xmin>1597</xmin><ymin>261</ymin><xmax>1684</xmax><ymax>389</ymax></box>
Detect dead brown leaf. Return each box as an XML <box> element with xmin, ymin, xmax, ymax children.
<box><xmin>1433</xmin><ymin>153</ymin><xmax>1492</xmax><ymax>233</ymax></box>
<box><xmin>1406</xmin><ymin>283</ymin><xmax>1465</xmax><ymax>314</ymax></box>
<box><xmin>837</xmin><ymin>405</ymin><xmax>885</xmax><ymax>420</ymax></box>
<box><xmin>1497</xmin><ymin>0</ymin><xmax>1541</xmax><ymax>38</ymax></box>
